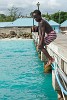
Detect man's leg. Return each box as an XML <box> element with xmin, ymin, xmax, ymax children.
<box><xmin>41</xmin><ymin>47</ymin><xmax>54</xmax><ymax>67</ymax></box>
<box><xmin>41</xmin><ymin>47</ymin><xmax>52</xmax><ymax>60</ymax></box>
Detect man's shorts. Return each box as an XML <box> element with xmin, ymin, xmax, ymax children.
<box><xmin>44</xmin><ymin>31</ymin><xmax>57</xmax><ymax>45</ymax></box>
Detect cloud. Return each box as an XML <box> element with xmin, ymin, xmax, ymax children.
<box><xmin>0</xmin><ymin>0</ymin><xmax>67</xmax><ymax>15</ymax></box>
<box><xmin>0</xmin><ymin>11</ymin><xmax>4</xmax><ymax>14</ymax></box>
<box><xmin>48</xmin><ymin>0</ymin><xmax>60</xmax><ymax>9</ymax></box>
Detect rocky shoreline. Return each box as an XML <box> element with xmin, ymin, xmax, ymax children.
<box><xmin>0</xmin><ymin>31</ymin><xmax>32</xmax><ymax>39</ymax></box>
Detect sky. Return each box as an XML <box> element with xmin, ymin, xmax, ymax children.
<box><xmin>0</xmin><ymin>0</ymin><xmax>67</xmax><ymax>16</ymax></box>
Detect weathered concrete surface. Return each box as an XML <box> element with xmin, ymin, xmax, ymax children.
<box><xmin>47</xmin><ymin>34</ymin><xmax>67</xmax><ymax>99</ymax></box>
<box><xmin>48</xmin><ymin>34</ymin><xmax>67</xmax><ymax>74</ymax></box>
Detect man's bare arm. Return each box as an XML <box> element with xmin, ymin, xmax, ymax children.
<box><xmin>39</xmin><ymin>22</ymin><xmax>45</xmax><ymax>46</ymax></box>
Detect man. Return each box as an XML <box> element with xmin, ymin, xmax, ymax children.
<box><xmin>32</xmin><ymin>10</ymin><xmax>57</xmax><ymax>67</ymax></box>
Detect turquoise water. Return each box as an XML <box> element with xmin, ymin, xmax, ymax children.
<box><xmin>0</xmin><ymin>39</ymin><xmax>57</xmax><ymax>100</ymax></box>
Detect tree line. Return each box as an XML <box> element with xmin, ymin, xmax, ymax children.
<box><xmin>0</xmin><ymin>7</ymin><xmax>67</xmax><ymax>24</ymax></box>
<box><xmin>0</xmin><ymin>7</ymin><xmax>22</xmax><ymax>22</ymax></box>
<box><xmin>42</xmin><ymin>11</ymin><xmax>67</xmax><ymax>24</ymax></box>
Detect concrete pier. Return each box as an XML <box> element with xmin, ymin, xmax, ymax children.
<box><xmin>47</xmin><ymin>34</ymin><xmax>67</xmax><ymax>100</ymax></box>
<box><xmin>32</xmin><ymin>32</ymin><xmax>67</xmax><ymax>100</ymax></box>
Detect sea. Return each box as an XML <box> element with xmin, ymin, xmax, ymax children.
<box><xmin>0</xmin><ymin>39</ymin><xmax>57</xmax><ymax>100</ymax></box>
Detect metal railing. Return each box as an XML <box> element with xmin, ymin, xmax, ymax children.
<box><xmin>51</xmin><ymin>62</ymin><xmax>67</xmax><ymax>100</ymax></box>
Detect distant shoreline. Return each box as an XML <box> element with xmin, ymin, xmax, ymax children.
<box><xmin>0</xmin><ymin>38</ymin><xmax>33</xmax><ymax>41</ymax></box>
<box><xmin>0</xmin><ymin>31</ymin><xmax>32</xmax><ymax>39</ymax></box>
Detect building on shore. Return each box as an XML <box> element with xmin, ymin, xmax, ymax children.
<box><xmin>60</xmin><ymin>20</ymin><xmax>67</xmax><ymax>34</ymax></box>
<box><xmin>0</xmin><ymin>18</ymin><xmax>38</xmax><ymax>35</ymax></box>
